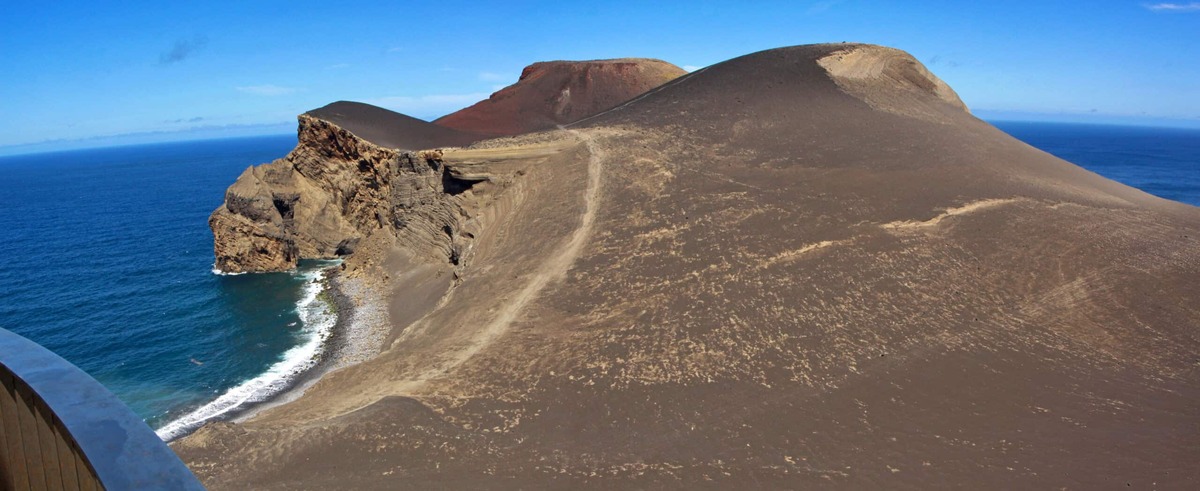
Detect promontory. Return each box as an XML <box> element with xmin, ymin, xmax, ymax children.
<box><xmin>181</xmin><ymin>45</ymin><xmax>1200</xmax><ymax>489</ymax></box>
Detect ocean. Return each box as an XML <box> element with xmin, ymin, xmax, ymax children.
<box><xmin>0</xmin><ymin>122</ymin><xmax>1196</xmax><ymax>441</ymax></box>
<box><xmin>992</xmin><ymin>121</ymin><xmax>1200</xmax><ymax>207</ymax></box>
<box><xmin>0</xmin><ymin>135</ymin><xmax>340</xmax><ymax>440</ymax></box>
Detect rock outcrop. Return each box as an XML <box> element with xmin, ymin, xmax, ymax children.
<box><xmin>210</xmin><ymin>110</ymin><xmax>491</xmax><ymax>273</ymax></box>
<box><xmin>210</xmin><ymin>58</ymin><xmax>681</xmax><ymax>274</ymax></box>
<box><xmin>434</xmin><ymin>58</ymin><xmax>686</xmax><ymax>136</ymax></box>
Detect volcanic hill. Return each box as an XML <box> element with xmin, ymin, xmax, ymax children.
<box><xmin>183</xmin><ymin>44</ymin><xmax>1200</xmax><ymax>489</ymax></box>
<box><xmin>307</xmin><ymin>100</ymin><xmax>483</xmax><ymax>150</ymax></box>
<box><xmin>434</xmin><ymin>58</ymin><xmax>687</xmax><ymax>136</ymax></box>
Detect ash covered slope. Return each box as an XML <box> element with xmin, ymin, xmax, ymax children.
<box><xmin>183</xmin><ymin>44</ymin><xmax>1200</xmax><ymax>489</ymax></box>
<box><xmin>434</xmin><ymin>58</ymin><xmax>686</xmax><ymax>136</ymax></box>
<box><xmin>306</xmin><ymin>101</ymin><xmax>482</xmax><ymax>150</ymax></box>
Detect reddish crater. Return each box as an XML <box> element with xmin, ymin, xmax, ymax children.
<box><xmin>434</xmin><ymin>58</ymin><xmax>686</xmax><ymax>136</ymax></box>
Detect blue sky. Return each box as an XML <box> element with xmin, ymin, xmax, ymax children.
<box><xmin>1</xmin><ymin>1</ymin><xmax>1198</xmax><ymax>154</ymax></box>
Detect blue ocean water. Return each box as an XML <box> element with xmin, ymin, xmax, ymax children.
<box><xmin>0</xmin><ymin>123</ymin><xmax>1196</xmax><ymax>442</ymax></box>
<box><xmin>992</xmin><ymin>121</ymin><xmax>1200</xmax><ymax>207</ymax></box>
<box><xmin>0</xmin><ymin>135</ymin><xmax>338</xmax><ymax>440</ymax></box>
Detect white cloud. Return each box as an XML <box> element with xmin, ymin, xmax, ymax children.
<box><xmin>682</xmin><ymin>65</ymin><xmax>702</xmax><ymax>72</ymax></box>
<box><xmin>387</xmin><ymin>46</ymin><xmax>404</xmax><ymax>53</ymax></box>
<box><xmin>1145</xmin><ymin>2</ymin><xmax>1200</xmax><ymax>11</ymax></box>
<box><xmin>363</xmin><ymin>92</ymin><xmax>489</xmax><ymax>117</ymax></box>
<box><xmin>236</xmin><ymin>85</ymin><xmax>301</xmax><ymax>96</ymax></box>
<box><xmin>478</xmin><ymin>71</ymin><xmax>510</xmax><ymax>82</ymax></box>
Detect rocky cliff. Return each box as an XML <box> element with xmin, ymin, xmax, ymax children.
<box><xmin>209</xmin><ymin>112</ymin><xmax>493</xmax><ymax>273</ymax></box>
<box><xmin>210</xmin><ymin>59</ymin><xmax>680</xmax><ymax>274</ymax></box>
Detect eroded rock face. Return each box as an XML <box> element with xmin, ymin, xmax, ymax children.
<box><xmin>210</xmin><ymin>114</ymin><xmax>474</xmax><ymax>273</ymax></box>
<box><xmin>212</xmin><ymin>58</ymin><xmax>689</xmax><ymax>273</ymax></box>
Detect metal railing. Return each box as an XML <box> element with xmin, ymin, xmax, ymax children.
<box><xmin>0</xmin><ymin>328</ymin><xmax>204</xmax><ymax>490</ymax></box>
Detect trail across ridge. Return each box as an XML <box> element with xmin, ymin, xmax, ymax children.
<box><xmin>412</xmin><ymin>127</ymin><xmax>605</xmax><ymax>386</ymax></box>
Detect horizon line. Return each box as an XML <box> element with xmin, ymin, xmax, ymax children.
<box><xmin>2</xmin><ymin>112</ymin><xmax>1198</xmax><ymax>159</ymax></box>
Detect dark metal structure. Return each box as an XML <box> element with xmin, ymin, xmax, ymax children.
<box><xmin>0</xmin><ymin>328</ymin><xmax>204</xmax><ymax>490</ymax></box>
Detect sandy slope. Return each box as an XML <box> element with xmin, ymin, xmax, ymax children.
<box><xmin>177</xmin><ymin>44</ymin><xmax>1200</xmax><ymax>489</ymax></box>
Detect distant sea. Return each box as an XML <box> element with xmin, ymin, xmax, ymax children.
<box><xmin>0</xmin><ymin>123</ymin><xmax>1196</xmax><ymax>441</ymax></box>
<box><xmin>992</xmin><ymin>121</ymin><xmax>1200</xmax><ymax>207</ymax></box>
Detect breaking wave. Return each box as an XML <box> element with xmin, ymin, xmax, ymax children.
<box><xmin>156</xmin><ymin>265</ymin><xmax>337</xmax><ymax>441</ymax></box>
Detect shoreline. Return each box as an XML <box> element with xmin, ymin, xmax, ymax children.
<box><xmin>227</xmin><ymin>267</ymin><xmax>389</xmax><ymax>424</ymax></box>
<box><xmin>161</xmin><ymin>264</ymin><xmax>389</xmax><ymax>441</ymax></box>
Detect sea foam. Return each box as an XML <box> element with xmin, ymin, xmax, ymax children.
<box><xmin>156</xmin><ymin>265</ymin><xmax>338</xmax><ymax>441</ymax></box>
<box><xmin>210</xmin><ymin>266</ymin><xmax>247</xmax><ymax>276</ymax></box>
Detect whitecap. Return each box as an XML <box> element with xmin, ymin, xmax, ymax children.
<box><xmin>156</xmin><ymin>265</ymin><xmax>337</xmax><ymax>441</ymax></box>
<box><xmin>210</xmin><ymin>266</ymin><xmax>247</xmax><ymax>276</ymax></box>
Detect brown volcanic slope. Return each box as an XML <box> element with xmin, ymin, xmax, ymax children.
<box><xmin>434</xmin><ymin>58</ymin><xmax>686</xmax><ymax>136</ymax></box>
<box><xmin>306</xmin><ymin>100</ymin><xmax>483</xmax><ymax>149</ymax></box>
<box><xmin>181</xmin><ymin>44</ymin><xmax>1200</xmax><ymax>489</ymax></box>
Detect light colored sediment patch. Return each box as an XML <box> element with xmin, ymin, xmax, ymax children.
<box><xmin>882</xmin><ymin>198</ymin><xmax>1021</xmax><ymax>231</ymax></box>
<box><xmin>441</xmin><ymin>140</ymin><xmax>571</xmax><ymax>161</ymax></box>
<box><xmin>817</xmin><ymin>44</ymin><xmax>968</xmax><ymax>122</ymax></box>
<box><xmin>327</xmin><ymin>276</ymin><xmax>390</xmax><ymax>368</ymax></box>
<box><xmin>760</xmin><ymin>240</ymin><xmax>849</xmax><ymax>269</ymax></box>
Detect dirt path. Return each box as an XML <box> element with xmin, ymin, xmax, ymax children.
<box><xmin>399</xmin><ymin>128</ymin><xmax>605</xmax><ymax>388</ymax></box>
<box><xmin>265</xmin><ymin>129</ymin><xmax>607</xmax><ymax>421</ymax></box>
<box><xmin>446</xmin><ymin>128</ymin><xmax>603</xmax><ymax>363</ymax></box>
